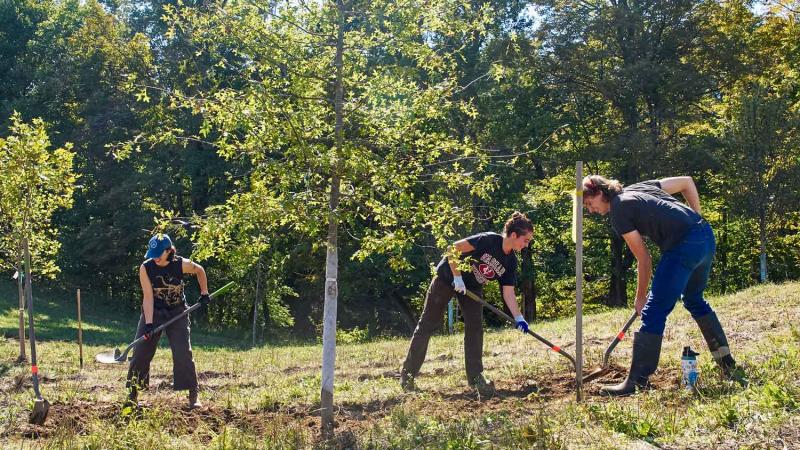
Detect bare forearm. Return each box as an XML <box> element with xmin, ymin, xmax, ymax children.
<box><xmin>635</xmin><ymin>262</ymin><xmax>652</xmax><ymax>302</ymax></box>
<box><xmin>143</xmin><ymin>297</ymin><xmax>154</xmax><ymax>323</ymax></box>
<box><xmin>502</xmin><ymin>287</ymin><xmax>522</xmax><ymax>318</ymax></box>
<box><xmin>196</xmin><ymin>266</ymin><xmax>209</xmax><ymax>294</ymax></box>
<box><xmin>448</xmin><ymin>260</ymin><xmax>461</xmax><ymax>277</ymax></box>
<box><xmin>683</xmin><ymin>186</ymin><xmax>702</xmax><ymax>214</ymax></box>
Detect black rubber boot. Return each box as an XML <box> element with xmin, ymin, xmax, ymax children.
<box><xmin>600</xmin><ymin>331</ymin><xmax>662</xmax><ymax>397</ymax></box>
<box><xmin>123</xmin><ymin>384</ymin><xmax>139</xmax><ymax>409</ymax></box>
<box><xmin>695</xmin><ymin>312</ymin><xmax>746</xmax><ymax>384</ymax></box>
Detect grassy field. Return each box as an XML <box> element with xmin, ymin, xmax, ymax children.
<box><xmin>1</xmin><ymin>281</ymin><xmax>799</xmax><ymax>449</ymax></box>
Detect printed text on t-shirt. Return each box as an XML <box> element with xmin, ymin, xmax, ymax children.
<box><xmin>471</xmin><ymin>253</ymin><xmax>507</xmax><ymax>284</ymax></box>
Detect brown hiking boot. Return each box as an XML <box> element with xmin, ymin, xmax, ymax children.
<box><xmin>400</xmin><ymin>370</ymin><xmax>417</xmax><ymax>392</ymax></box>
<box><xmin>188</xmin><ymin>388</ymin><xmax>202</xmax><ymax>409</ymax></box>
<box><xmin>468</xmin><ymin>374</ymin><xmax>495</xmax><ymax>397</ymax></box>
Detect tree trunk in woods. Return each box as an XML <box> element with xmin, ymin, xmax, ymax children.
<box><xmin>759</xmin><ymin>207</ymin><xmax>768</xmax><ymax>283</ymax></box>
<box><xmin>609</xmin><ymin>234</ymin><xmax>628</xmax><ymax>307</ymax></box>
<box><xmin>521</xmin><ymin>246</ymin><xmax>536</xmax><ymax>322</ymax></box>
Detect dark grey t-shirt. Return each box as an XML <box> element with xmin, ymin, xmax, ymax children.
<box><xmin>609</xmin><ymin>180</ymin><xmax>702</xmax><ymax>251</ymax></box>
<box><xmin>436</xmin><ymin>232</ymin><xmax>517</xmax><ymax>289</ymax></box>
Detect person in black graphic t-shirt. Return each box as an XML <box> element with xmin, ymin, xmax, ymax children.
<box><xmin>125</xmin><ymin>234</ymin><xmax>211</xmax><ymax>409</ymax></box>
<box><xmin>582</xmin><ymin>175</ymin><xmax>742</xmax><ymax>396</ymax></box>
<box><xmin>401</xmin><ymin>212</ymin><xmax>533</xmax><ymax>396</ymax></box>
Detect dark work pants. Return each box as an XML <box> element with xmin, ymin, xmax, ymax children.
<box><xmin>126</xmin><ymin>304</ymin><xmax>198</xmax><ymax>391</ymax></box>
<box><xmin>402</xmin><ymin>276</ymin><xmax>485</xmax><ymax>381</ymax></box>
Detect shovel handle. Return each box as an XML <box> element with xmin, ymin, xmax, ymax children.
<box><xmin>601</xmin><ymin>311</ymin><xmax>638</xmax><ymax>368</ymax></box>
<box><xmin>123</xmin><ymin>281</ymin><xmax>236</xmax><ymax>356</ymax></box>
<box><xmin>463</xmin><ymin>289</ymin><xmax>577</xmax><ymax>368</ymax></box>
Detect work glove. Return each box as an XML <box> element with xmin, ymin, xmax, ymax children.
<box><xmin>199</xmin><ymin>293</ymin><xmax>211</xmax><ymax>305</ymax></box>
<box><xmin>514</xmin><ymin>315</ymin><xmax>529</xmax><ymax>334</ymax></box>
<box><xmin>142</xmin><ymin>323</ymin><xmax>155</xmax><ymax>341</ymax></box>
<box><xmin>453</xmin><ymin>275</ymin><xmax>466</xmax><ymax>294</ymax></box>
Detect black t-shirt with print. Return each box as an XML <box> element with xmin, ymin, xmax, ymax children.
<box><xmin>436</xmin><ymin>232</ymin><xmax>517</xmax><ymax>289</ymax></box>
<box><xmin>144</xmin><ymin>255</ymin><xmax>186</xmax><ymax>307</ymax></box>
<box><xmin>609</xmin><ymin>180</ymin><xmax>702</xmax><ymax>251</ymax></box>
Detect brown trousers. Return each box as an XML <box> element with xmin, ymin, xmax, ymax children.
<box><xmin>402</xmin><ymin>276</ymin><xmax>485</xmax><ymax>381</ymax></box>
<box><xmin>126</xmin><ymin>305</ymin><xmax>198</xmax><ymax>391</ymax></box>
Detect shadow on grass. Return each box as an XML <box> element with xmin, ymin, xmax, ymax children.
<box><xmin>0</xmin><ymin>281</ymin><xmax>250</xmax><ymax>350</ymax></box>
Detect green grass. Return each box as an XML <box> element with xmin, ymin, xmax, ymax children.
<box><xmin>1</xmin><ymin>281</ymin><xmax>799</xmax><ymax>448</ymax></box>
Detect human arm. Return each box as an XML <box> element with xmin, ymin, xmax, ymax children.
<box><xmin>139</xmin><ymin>264</ymin><xmax>154</xmax><ymax>324</ymax></box>
<box><xmin>622</xmin><ymin>230</ymin><xmax>652</xmax><ymax>314</ymax></box>
<box><xmin>659</xmin><ymin>176</ymin><xmax>701</xmax><ymax>215</ymax></box>
<box><xmin>182</xmin><ymin>259</ymin><xmax>209</xmax><ymax>298</ymax></box>
<box><xmin>502</xmin><ymin>285</ymin><xmax>528</xmax><ymax>332</ymax></box>
<box><xmin>448</xmin><ymin>239</ymin><xmax>476</xmax><ymax>293</ymax></box>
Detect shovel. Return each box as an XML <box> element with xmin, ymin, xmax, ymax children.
<box><xmin>582</xmin><ymin>311</ymin><xmax>638</xmax><ymax>382</ymax></box>
<box><xmin>463</xmin><ymin>289</ymin><xmax>576</xmax><ymax>369</ymax></box>
<box><xmin>95</xmin><ymin>281</ymin><xmax>236</xmax><ymax>364</ymax></box>
<box><xmin>23</xmin><ymin>238</ymin><xmax>50</xmax><ymax>425</ymax></box>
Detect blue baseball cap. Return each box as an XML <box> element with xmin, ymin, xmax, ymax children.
<box><xmin>145</xmin><ymin>234</ymin><xmax>173</xmax><ymax>259</ymax></box>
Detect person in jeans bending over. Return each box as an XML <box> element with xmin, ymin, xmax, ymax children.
<box><xmin>582</xmin><ymin>175</ymin><xmax>742</xmax><ymax>396</ymax></box>
<box><xmin>401</xmin><ymin>212</ymin><xmax>533</xmax><ymax>396</ymax></box>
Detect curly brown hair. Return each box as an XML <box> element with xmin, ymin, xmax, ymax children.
<box><xmin>582</xmin><ymin>175</ymin><xmax>623</xmax><ymax>201</ymax></box>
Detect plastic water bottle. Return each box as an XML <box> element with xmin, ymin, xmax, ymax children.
<box><xmin>682</xmin><ymin>346</ymin><xmax>700</xmax><ymax>390</ymax></box>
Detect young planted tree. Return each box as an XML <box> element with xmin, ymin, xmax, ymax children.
<box><xmin>721</xmin><ymin>83</ymin><xmax>799</xmax><ymax>282</ymax></box>
<box><xmin>0</xmin><ymin>112</ymin><xmax>76</xmax><ymax>361</ymax></box>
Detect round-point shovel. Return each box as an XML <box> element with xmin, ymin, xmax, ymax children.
<box><xmin>582</xmin><ymin>311</ymin><xmax>638</xmax><ymax>383</ymax></box>
<box><xmin>23</xmin><ymin>238</ymin><xmax>50</xmax><ymax>425</ymax></box>
<box><xmin>95</xmin><ymin>281</ymin><xmax>236</xmax><ymax>364</ymax></box>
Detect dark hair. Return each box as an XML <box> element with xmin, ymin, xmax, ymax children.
<box><xmin>582</xmin><ymin>175</ymin><xmax>623</xmax><ymax>201</ymax></box>
<box><xmin>503</xmin><ymin>211</ymin><xmax>533</xmax><ymax>237</ymax></box>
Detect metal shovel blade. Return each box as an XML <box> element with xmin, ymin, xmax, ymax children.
<box><xmin>582</xmin><ymin>366</ymin><xmax>610</xmax><ymax>383</ymax></box>
<box><xmin>29</xmin><ymin>398</ymin><xmax>50</xmax><ymax>425</ymax></box>
<box><xmin>95</xmin><ymin>348</ymin><xmax>124</xmax><ymax>364</ymax></box>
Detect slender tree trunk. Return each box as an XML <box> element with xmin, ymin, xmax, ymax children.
<box><xmin>721</xmin><ymin>208</ymin><xmax>728</xmax><ymax>292</ymax></box>
<box><xmin>521</xmin><ymin>246</ymin><xmax>536</xmax><ymax>322</ymax></box>
<box><xmin>608</xmin><ymin>235</ymin><xmax>628</xmax><ymax>307</ymax></box>
<box><xmin>759</xmin><ymin>206</ymin><xmax>768</xmax><ymax>283</ymax></box>
<box><xmin>252</xmin><ymin>259</ymin><xmax>261</xmax><ymax>348</ymax></box>
<box><xmin>321</xmin><ymin>0</ymin><xmax>346</xmax><ymax>438</ymax></box>
<box><xmin>17</xmin><ymin>258</ymin><xmax>26</xmax><ymax>363</ymax></box>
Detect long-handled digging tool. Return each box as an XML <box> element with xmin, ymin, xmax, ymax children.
<box><xmin>582</xmin><ymin>311</ymin><xmax>638</xmax><ymax>383</ymax></box>
<box><xmin>463</xmin><ymin>289</ymin><xmax>576</xmax><ymax>369</ymax></box>
<box><xmin>95</xmin><ymin>281</ymin><xmax>236</xmax><ymax>364</ymax></box>
<box><xmin>23</xmin><ymin>238</ymin><xmax>50</xmax><ymax>425</ymax></box>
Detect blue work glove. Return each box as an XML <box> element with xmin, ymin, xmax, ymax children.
<box><xmin>514</xmin><ymin>315</ymin><xmax>529</xmax><ymax>333</ymax></box>
<box><xmin>452</xmin><ymin>275</ymin><xmax>466</xmax><ymax>294</ymax></box>
<box><xmin>199</xmin><ymin>293</ymin><xmax>211</xmax><ymax>305</ymax></box>
<box><xmin>142</xmin><ymin>323</ymin><xmax>155</xmax><ymax>341</ymax></box>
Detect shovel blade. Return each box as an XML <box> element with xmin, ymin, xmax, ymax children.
<box><xmin>95</xmin><ymin>348</ymin><xmax>125</xmax><ymax>364</ymax></box>
<box><xmin>29</xmin><ymin>398</ymin><xmax>50</xmax><ymax>425</ymax></box>
<box><xmin>582</xmin><ymin>366</ymin><xmax>610</xmax><ymax>383</ymax></box>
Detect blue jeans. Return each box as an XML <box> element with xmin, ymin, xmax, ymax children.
<box><xmin>640</xmin><ymin>221</ymin><xmax>715</xmax><ymax>335</ymax></box>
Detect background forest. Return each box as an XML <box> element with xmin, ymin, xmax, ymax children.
<box><xmin>2</xmin><ymin>0</ymin><xmax>798</xmax><ymax>342</ymax></box>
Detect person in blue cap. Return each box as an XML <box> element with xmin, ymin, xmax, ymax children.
<box><xmin>125</xmin><ymin>234</ymin><xmax>211</xmax><ymax>409</ymax></box>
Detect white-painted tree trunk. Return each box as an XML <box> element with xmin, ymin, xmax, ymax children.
<box><xmin>321</xmin><ymin>0</ymin><xmax>346</xmax><ymax>438</ymax></box>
